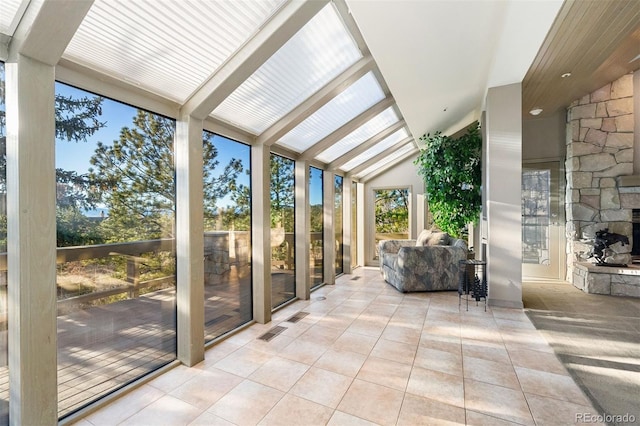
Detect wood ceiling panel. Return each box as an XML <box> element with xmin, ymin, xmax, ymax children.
<box><xmin>523</xmin><ymin>0</ymin><xmax>640</xmax><ymax>119</ymax></box>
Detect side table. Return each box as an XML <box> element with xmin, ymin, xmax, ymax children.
<box><xmin>458</xmin><ymin>259</ymin><xmax>487</xmax><ymax>311</ymax></box>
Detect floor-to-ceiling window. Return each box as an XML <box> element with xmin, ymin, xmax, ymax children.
<box><xmin>351</xmin><ymin>181</ymin><xmax>358</xmax><ymax>268</ymax></box>
<box><xmin>202</xmin><ymin>132</ymin><xmax>252</xmax><ymax>341</ymax></box>
<box><xmin>270</xmin><ymin>154</ymin><xmax>295</xmax><ymax>308</ymax></box>
<box><xmin>310</xmin><ymin>167</ymin><xmax>323</xmax><ymax>288</ymax></box>
<box><xmin>335</xmin><ymin>175</ymin><xmax>344</xmax><ymax>275</ymax></box>
<box><xmin>373</xmin><ymin>188</ymin><xmax>409</xmax><ymax>260</ymax></box>
<box><xmin>54</xmin><ymin>83</ymin><xmax>176</xmax><ymax>419</ymax></box>
<box><xmin>0</xmin><ymin>61</ymin><xmax>8</xmax><ymax>424</ymax></box>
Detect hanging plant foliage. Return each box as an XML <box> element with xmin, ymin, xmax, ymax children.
<box><xmin>414</xmin><ymin>122</ymin><xmax>482</xmax><ymax>238</ymax></box>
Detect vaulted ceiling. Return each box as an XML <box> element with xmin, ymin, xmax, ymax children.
<box><xmin>1</xmin><ymin>0</ymin><xmax>638</xmax><ymax>182</ymax></box>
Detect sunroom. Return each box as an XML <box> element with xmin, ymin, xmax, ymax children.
<box><xmin>0</xmin><ymin>0</ymin><xmax>639</xmax><ymax>424</ymax></box>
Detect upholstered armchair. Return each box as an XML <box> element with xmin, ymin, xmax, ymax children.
<box><xmin>379</xmin><ymin>230</ymin><xmax>467</xmax><ymax>293</ymax></box>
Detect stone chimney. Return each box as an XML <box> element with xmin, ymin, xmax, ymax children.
<box><xmin>565</xmin><ymin>72</ymin><xmax>634</xmax><ymax>280</ymax></box>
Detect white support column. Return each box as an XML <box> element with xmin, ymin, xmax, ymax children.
<box><xmin>6</xmin><ymin>54</ymin><xmax>58</xmax><ymax>426</ymax></box>
<box><xmin>356</xmin><ymin>182</ymin><xmax>366</xmax><ymax>267</ymax></box>
<box><xmin>485</xmin><ymin>83</ymin><xmax>523</xmax><ymax>309</ymax></box>
<box><xmin>342</xmin><ymin>179</ymin><xmax>353</xmax><ymax>274</ymax></box>
<box><xmin>252</xmin><ymin>145</ymin><xmax>272</xmax><ymax>323</ymax></box>
<box><xmin>295</xmin><ymin>160</ymin><xmax>310</xmax><ymax>299</ymax></box>
<box><xmin>416</xmin><ymin>193</ymin><xmax>427</xmax><ymax>233</ymax></box>
<box><xmin>323</xmin><ymin>171</ymin><xmax>335</xmax><ymax>285</ymax></box>
<box><xmin>175</xmin><ymin>114</ymin><xmax>205</xmax><ymax>366</ymax></box>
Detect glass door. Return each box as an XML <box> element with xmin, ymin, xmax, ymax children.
<box><xmin>522</xmin><ymin>162</ymin><xmax>564</xmax><ymax>280</ymax></box>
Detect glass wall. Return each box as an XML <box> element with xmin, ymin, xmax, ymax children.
<box><xmin>373</xmin><ymin>188</ymin><xmax>409</xmax><ymax>260</ymax></box>
<box><xmin>309</xmin><ymin>167</ymin><xmax>323</xmax><ymax>288</ymax></box>
<box><xmin>270</xmin><ymin>154</ymin><xmax>295</xmax><ymax>308</ymax></box>
<box><xmin>0</xmin><ymin>62</ymin><xmax>8</xmax><ymax>424</ymax></box>
<box><xmin>202</xmin><ymin>132</ymin><xmax>252</xmax><ymax>341</ymax></box>
<box><xmin>335</xmin><ymin>175</ymin><xmax>344</xmax><ymax>275</ymax></box>
<box><xmin>54</xmin><ymin>83</ymin><xmax>176</xmax><ymax>419</ymax></box>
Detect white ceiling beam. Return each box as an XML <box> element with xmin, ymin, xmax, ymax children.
<box><xmin>9</xmin><ymin>0</ymin><xmax>93</xmax><ymax>65</ymax></box>
<box><xmin>257</xmin><ymin>55</ymin><xmax>375</xmax><ymax>146</ymax></box>
<box><xmin>343</xmin><ymin>137</ymin><xmax>413</xmax><ymax>176</ymax></box>
<box><xmin>353</xmin><ymin>145</ymin><xmax>418</xmax><ymax>183</ymax></box>
<box><xmin>181</xmin><ymin>0</ymin><xmax>329</xmax><ymax>120</ymax></box>
<box><xmin>299</xmin><ymin>96</ymin><xmax>394</xmax><ymax>161</ymax></box>
<box><xmin>327</xmin><ymin>119</ymin><xmax>406</xmax><ymax>170</ymax></box>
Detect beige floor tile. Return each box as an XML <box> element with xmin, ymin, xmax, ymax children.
<box><xmin>214</xmin><ymin>346</ymin><xmax>273</xmax><ymax>378</ymax></box>
<box><xmin>406</xmin><ymin>366</ymin><xmax>464</xmax><ymax>408</ymax></box>
<box><xmin>119</xmin><ymin>394</ymin><xmax>203</xmax><ymax>426</ymax></box>
<box><xmin>356</xmin><ymin>356</ymin><xmax>412</xmax><ymax>391</ymax></box>
<box><xmin>495</xmin><ymin>317</ymin><xmax>536</xmax><ymax>330</ymax></box>
<box><xmin>207</xmin><ymin>380</ymin><xmax>284</xmax><ymax>425</ymax></box>
<box><xmin>199</xmin><ymin>340</ymin><xmax>242</xmax><ymax>365</ymax></box>
<box><xmin>337</xmin><ymin>379</ymin><xmax>404</xmax><ymax>425</ymax></box>
<box><xmin>243</xmin><ymin>333</ymin><xmax>295</xmax><ymax>355</ymax></box>
<box><xmin>397</xmin><ymin>393</ymin><xmax>466</xmax><ymax>425</ymax></box>
<box><xmin>501</xmin><ymin>328</ymin><xmax>556</xmax><ymax>353</ymax></box>
<box><xmin>169</xmin><ymin>367</ymin><xmax>244</xmax><ymax>410</ymax></box>
<box><xmin>370</xmin><ymin>338</ymin><xmax>417</xmax><ymax>365</ymax></box>
<box><xmin>258</xmin><ymin>393</ymin><xmax>334</xmax><ymax>426</ymax></box>
<box><xmin>461</xmin><ymin>338</ymin><xmax>510</xmax><ymax>364</ymax></box>
<box><xmin>314</xmin><ymin>348</ymin><xmax>367</xmax><ymax>377</ymax></box>
<box><xmin>347</xmin><ymin>317</ymin><xmax>387</xmax><ymax>337</ymax></box>
<box><xmin>188</xmin><ymin>410</ymin><xmax>236</xmax><ymax>426</ymax></box>
<box><xmin>249</xmin><ymin>356</ymin><xmax>310</xmax><ymax>392</ymax></box>
<box><xmin>462</xmin><ymin>356</ymin><xmax>520</xmax><ymax>389</ymax></box>
<box><xmin>290</xmin><ymin>366</ymin><xmax>353</xmax><ymax>408</ymax></box>
<box><xmin>278</xmin><ymin>338</ymin><xmax>328</xmax><ymax>365</ymax></box>
<box><xmin>526</xmin><ymin>393</ymin><xmax>605</xmax><ymax>426</ymax></box>
<box><xmin>380</xmin><ymin>323</ymin><xmax>422</xmax><ymax>346</ymax></box>
<box><xmin>414</xmin><ymin>346</ymin><xmax>463</xmax><ymax>376</ymax></box>
<box><xmin>85</xmin><ymin>384</ymin><xmax>164</xmax><ymax>425</ymax></box>
<box><xmin>508</xmin><ymin>348</ymin><xmax>568</xmax><ymax>375</ymax></box>
<box><xmin>299</xmin><ymin>323</ymin><xmax>346</xmax><ymax>345</ymax></box>
<box><xmin>465</xmin><ymin>409</ymin><xmax>521</xmax><ymax>425</ymax></box>
<box><xmin>147</xmin><ymin>365</ymin><xmax>203</xmax><ymax>393</ymax></box>
<box><xmin>422</xmin><ymin>321</ymin><xmax>461</xmax><ymax>338</ymax></box>
<box><xmin>419</xmin><ymin>331</ymin><xmax>462</xmax><ymax>354</ymax></box>
<box><xmin>332</xmin><ymin>331</ymin><xmax>378</xmax><ymax>355</ymax></box>
<box><xmin>327</xmin><ymin>410</ymin><xmax>378</xmax><ymax>425</ymax></box>
<box><xmin>515</xmin><ymin>366</ymin><xmax>592</xmax><ymax>405</ymax></box>
<box><xmin>464</xmin><ymin>379</ymin><xmax>535</xmax><ymax>425</ymax></box>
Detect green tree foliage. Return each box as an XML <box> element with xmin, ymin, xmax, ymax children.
<box><xmin>0</xmin><ymin>68</ymin><xmax>107</xmax><ymax>248</ymax></box>
<box><xmin>414</xmin><ymin>123</ymin><xmax>482</xmax><ymax>238</ymax></box>
<box><xmin>89</xmin><ymin>111</ymin><xmax>244</xmax><ymax>242</ymax></box>
<box><xmin>374</xmin><ymin>189</ymin><xmax>409</xmax><ymax>234</ymax></box>
<box><xmin>270</xmin><ymin>154</ymin><xmax>295</xmax><ymax>231</ymax></box>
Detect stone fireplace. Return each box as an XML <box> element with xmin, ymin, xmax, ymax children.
<box><xmin>565</xmin><ymin>72</ymin><xmax>639</xmax><ymax>297</ymax></box>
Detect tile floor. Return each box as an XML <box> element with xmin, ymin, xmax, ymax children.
<box><xmin>73</xmin><ymin>267</ymin><xmax>603</xmax><ymax>426</ymax></box>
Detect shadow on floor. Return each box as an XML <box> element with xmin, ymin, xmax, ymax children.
<box><xmin>523</xmin><ymin>280</ymin><xmax>640</xmax><ymax>426</ymax></box>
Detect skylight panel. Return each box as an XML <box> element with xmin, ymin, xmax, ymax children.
<box><xmin>277</xmin><ymin>71</ymin><xmax>385</xmax><ymax>152</ymax></box>
<box><xmin>63</xmin><ymin>0</ymin><xmax>284</xmax><ymax>103</ymax></box>
<box><xmin>352</xmin><ymin>143</ymin><xmax>415</xmax><ymax>178</ymax></box>
<box><xmin>340</xmin><ymin>128</ymin><xmax>409</xmax><ymax>171</ymax></box>
<box><xmin>315</xmin><ymin>107</ymin><xmax>399</xmax><ymax>163</ymax></box>
<box><xmin>0</xmin><ymin>0</ymin><xmax>26</xmax><ymax>35</ymax></box>
<box><xmin>212</xmin><ymin>3</ymin><xmax>363</xmax><ymax>134</ymax></box>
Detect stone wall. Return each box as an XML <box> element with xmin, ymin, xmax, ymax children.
<box><xmin>565</xmin><ymin>73</ymin><xmax>634</xmax><ymax>281</ymax></box>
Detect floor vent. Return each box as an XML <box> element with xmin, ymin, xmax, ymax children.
<box><xmin>257</xmin><ymin>326</ymin><xmax>287</xmax><ymax>342</ymax></box>
<box><xmin>286</xmin><ymin>312</ymin><xmax>309</xmax><ymax>323</ymax></box>
<box><xmin>351</xmin><ymin>276</ymin><xmax>361</xmax><ymax>280</ymax></box>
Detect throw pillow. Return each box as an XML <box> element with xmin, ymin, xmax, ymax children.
<box><xmin>426</xmin><ymin>232</ymin><xmax>450</xmax><ymax>246</ymax></box>
<box><xmin>416</xmin><ymin>229</ymin><xmax>432</xmax><ymax>246</ymax></box>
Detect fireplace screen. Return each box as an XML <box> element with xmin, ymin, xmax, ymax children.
<box><xmin>522</xmin><ymin>170</ymin><xmax>551</xmax><ymax>265</ymax></box>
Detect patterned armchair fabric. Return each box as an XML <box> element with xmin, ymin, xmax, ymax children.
<box><xmin>379</xmin><ymin>237</ymin><xmax>467</xmax><ymax>292</ymax></box>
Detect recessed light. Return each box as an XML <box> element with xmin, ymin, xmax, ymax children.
<box><xmin>561</xmin><ymin>72</ymin><xmax>572</xmax><ymax>78</ymax></box>
<box><xmin>529</xmin><ymin>108</ymin><xmax>543</xmax><ymax>116</ymax></box>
